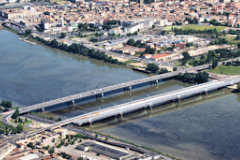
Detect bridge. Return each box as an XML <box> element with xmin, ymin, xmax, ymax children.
<box><xmin>17</xmin><ymin>64</ymin><xmax>211</xmax><ymax>115</ymax></box>
<box><xmin>22</xmin><ymin>76</ymin><xmax>240</xmax><ymax>138</ymax></box>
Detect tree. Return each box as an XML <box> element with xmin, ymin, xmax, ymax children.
<box><xmin>126</xmin><ymin>39</ymin><xmax>135</xmax><ymax>46</ymax></box>
<box><xmin>181</xmin><ymin>52</ymin><xmax>191</xmax><ymax>65</ymax></box>
<box><xmin>27</xmin><ymin>142</ymin><xmax>35</xmax><ymax>149</ymax></box>
<box><xmin>11</xmin><ymin>109</ymin><xmax>19</xmax><ymax>119</ymax></box>
<box><xmin>24</xmin><ymin>29</ymin><xmax>32</xmax><ymax>35</ymax></box>
<box><xmin>16</xmin><ymin>124</ymin><xmax>23</xmax><ymax>133</ymax></box>
<box><xmin>212</xmin><ymin>59</ymin><xmax>218</xmax><ymax>69</ymax></box>
<box><xmin>60</xmin><ymin>32</ymin><xmax>66</xmax><ymax>38</ymax></box>
<box><xmin>146</xmin><ymin>63</ymin><xmax>159</xmax><ymax>73</ymax></box>
<box><xmin>238</xmin><ymin>43</ymin><xmax>240</xmax><ymax>48</ymax></box>
<box><xmin>1</xmin><ymin>100</ymin><xmax>12</xmax><ymax>108</ymax></box>
<box><xmin>48</xmin><ymin>146</ymin><xmax>55</xmax><ymax>156</ymax></box>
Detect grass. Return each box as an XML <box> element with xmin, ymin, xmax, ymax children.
<box><xmin>225</xmin><ymin>35</ymin><xmax>240</xmax><ymax>44</ymax></box>
<box><xmin>163</xmin><ymin>26</ymin><xmax>182</xmax><ymax>31</ymax></box>
<box><xmin>208</xmin><ymin>65</ymin><xmax>240</xmax><ymax>75</ymax></box>
<box><xmin>11</xmin><ymin>118</ymin><xmax>32</xmax><ymax>126</ymax></box>
<box><xmin>181</xmin><ymin>25</ymin><xmax>226</xmax><ymax>32</ymax></box>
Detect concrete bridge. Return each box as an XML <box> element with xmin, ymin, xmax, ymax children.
<box><xmin>18</xmin><ymin>64</ymin><xmax>211</xmax><ymax>115</ymax></box>
<box><xmin>23</xmin><ymin>76</ymin><xmax>240</xmax><ymax>138</ymax></box>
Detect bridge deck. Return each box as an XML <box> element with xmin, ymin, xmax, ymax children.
<box><xmin>19</xmin><ymin>64</ymin><xmax>210</xmax><ymax>114</ymax></box>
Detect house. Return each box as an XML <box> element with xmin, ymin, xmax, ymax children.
<box><xmin>109</xmin><ymin>27</ymin><xmax>123</xmax><ymax>35</ymax></box>
<box><xmin>151</xmin><ymin>53</ymin><xmax>169</xmax><ymax>61</ymax></box>
<box><xmin>118</xmin><ymin>45</ymin><xmax>146</xmax><ymax>55</ymax></box>
<box><xmin>144</xmin><ymin>54</ymin><xmax>152</xmax><ymax>59</ymax></box>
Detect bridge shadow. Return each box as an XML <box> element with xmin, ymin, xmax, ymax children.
<box><xmin>48</xmin><ymin>80</ymin><xmax>189</xmax><ymax>116</ymax></box>
<box><xmin>83</xmin><ymin>88</ymin><xmax>231</xmax><ymax>129</ymax></box>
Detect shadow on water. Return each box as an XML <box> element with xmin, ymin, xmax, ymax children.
<box><xmin>86</xmin><ymin>88</ymin><xmax>231</xmax><ymax>129</ymax></box>
<box><xmin>48</xmin><ymin>80</ymin><xmax>190</xmax><ymax>117</ymax></box>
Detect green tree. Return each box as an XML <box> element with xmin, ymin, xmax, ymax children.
<box><xmin>1</xmin><ymin>100</ymin><xmax>12</xmax><ymax>108</ymax></box>
<box><xmin>48</xmin><ymin>146</ymin><xmax>55</xmax><ymax>156</ymax></box>
<box><xmin>212</xmin><ymin>59</ymin><xmax>218</xmax><ymax>69</ymax></box>
<box><xmin>181</xmin><ymin>52</ymin><xmax>191</xmax><ymax>65</ymax></box>
<box><xmin>11</xmin><ymin>109</ymin><xmax>19</xmax><ymax>119</ymax></box>
<box><xmin>27</xmin><ymin>142</ymin><xmax>35</xmax><ymax>149</ymax></box>
<box><xmin>16</xmin><ymin>124</ymin><xmax>23</xmax><ymax>133</ymax></box>
<box><xmin>146</xmin><ymin>63</ymin><xmax>159</xmax><ymax>73</ymax></box>
<box><xmin>126</xmin><ymin>39</ymin><xmax>135</xmax><ymax>46</ymax></box>
<box><xmin>60</xmin><ymin>32</ymin><xmax>66</xmax><ymax>38</ymax></box>
<box><xmin>24</xmin><ymin>29</ymin><xmax>32</xmax><ymax>35</ymax></box>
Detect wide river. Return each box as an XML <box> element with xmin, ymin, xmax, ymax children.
<box><xmin>1</xmin><ymin>30</ymin><xmax>240</xmax><ymax>160</ymax></box>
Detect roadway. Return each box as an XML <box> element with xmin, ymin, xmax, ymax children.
<box><xmin>16</xmin><ymin>63</ymin><xmax>210</xmax><ymax>115</ymax></box>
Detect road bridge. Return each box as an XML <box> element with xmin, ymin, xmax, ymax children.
<box><xmin>22</xmin><ymin>76</ymin><xmax>240</xmax><ymax>138</ymax></box>
<box><xmin>17</xmin><ymin>64</ymin><xmax>210</xmax><ymax>115</ymax></box>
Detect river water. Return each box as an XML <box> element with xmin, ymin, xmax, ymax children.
<box><xmin>1</xmin><ymin>30</ymin><xmax>240</xmax><ymax>160</ymax></box>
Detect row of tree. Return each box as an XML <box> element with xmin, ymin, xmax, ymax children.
<box><xmin>177</xmin><ymin>72</ymin><xmax>209</xmax><ymax>84</ymax></box>
<box><xmin>34</xmin><ymin>37</ymin><xmax>121</xmax><ymax>65</ymax></box>
<box><xmin>173</xmin><ymin>28</ymin><xmax>219</xmax><ymax>35</ymax></box>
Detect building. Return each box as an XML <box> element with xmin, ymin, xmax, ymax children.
<box><xmin>151</xmin><ymin>53</ymin><xmax>169</xmax><ymax>61</ymax></box>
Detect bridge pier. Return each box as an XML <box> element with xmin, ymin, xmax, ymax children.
<box><xmin>148</xmin><ymin>103</ymin><xmax>153</xmax><ymax>111</ymax></box>
<box><xmin>41</xmin><ymin>107</ymin><xmax>45</xmax><ymax>112</ymax></box>
<box><xmin>177</xmin><ymin>95</ymin><xmax>181</xmax><ymax>103</ymax></box>
<box><xmin>204</xmin><ymin>89</ymin><xmax>208</xmax><ymax>95</ymax></box>
<box><xmin>67</xmin><ymin>100</ymin><xmax>76</xmax><ymax>110</ymax></box>
<box><xmin>89</xmin><ymin>119</ymin><xmax>92</xmax><ymax>126</ymax></box>
<box><xmin>155</xmin><ymin>79</ymin><xmax>159</xmax><ymax>88</ymax></box>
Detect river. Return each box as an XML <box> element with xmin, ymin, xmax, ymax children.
<box><xmin>1</xmin><ymin>30</ymin><xmax>240</xmax><ymax>160</ymax></box>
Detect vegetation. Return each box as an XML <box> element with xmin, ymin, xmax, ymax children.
<box><xmin>27</xmin><ymin>142</ymin><xmax>36</xmax><ymax>149</ymax></box>
<box><xmin>173</xmin><ymin>28</ymin><xmax>219</xmax><ymax>35</ymax></box>
<box><xmin>185</xmin><ymin>18</ymin><xmax>198</xmax><ymax>24</ymax></box>
<box><xmin>24</xmin><ymin>29</ymin><xmax>32</xmax><ymax>36</ymax></box>
<box><xmin>30</xmin><ymin>112</ymin><xmax>61</xmax><ymax>122</ymax></box>
<box><xmin>144</xmin><ymin>0</ymin><xmax>155</xmax><ymax>4</ymax></box>
<box><xmin>1</xmin><ymin>100</ymin><xmax>12</xmax><ymax>108</ymax></box>
<box><xmin>177</xmin><ymin>72</ymin><xmax>209</xmax><ymax>83</ymax></box>
<box><xmin>34</xmin><ymin>37</ymin><xmax>122</xmax><ymax>65</ymax></box>
<box><xmin>188</xmin><ymin>48</ymin><xmax>240</xmax><ymax>67</ymax></box>
<box><xmin>58</xmin><ymin>152</ymin><xmax>72</xmax><ymax>159</ymax></box>
<box><xmin>11</xmin><ymin>108</ymin><xmax>19</xmax><ymax>119</ymax></box>
<box><xmin>60</xmin><ymin>32</ymin><xmax>66</xmax><ymax>38</ymax></box>
<box><xmin>0</xmin><ymin>121</ymin><xmax>23</xmax><ymax>135</ymax></box>
<box><xmin>146</xmin><ymin>63</ymin><xmax>159</xmax><ymax>73</ymax></box>
<box><xmin>0</xmin><ymin>100</ymin><xmax>12</xmax><ymax>113</ymax></box>
<box><xmin>181</xmin><ymin>25</ymin><xmax>225</xmax><ymax>31</ymax></box>
<box><xmin>181</xmin><ymin>52</ymin><xmax>191</xmax><ymax>65</ymax></box>
<box><xmin>208</xmin><ymin>65</ymin><xmax>240</xmax><ymax>75</ymax></box>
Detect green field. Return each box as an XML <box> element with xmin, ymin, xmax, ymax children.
<box><xmin>225</xmin><ymin>35</ymin><xmax>240</xmax><ymax>44</ymax></box>
<box><xmin>163</xmin><ymin>25</ymin><xmax>226</xmax><ymax>32</ymax></box>
<box><xmin>181</xmin><ymin>25</ymin><xmax>226</xmax><ymax>31</ymax></box>
<box><xmin>163</xmin><ymin>26</ymin><xmax>182</xmax><ymax>31</ymax></box>
<box><xmin>208</xmin><ymin>65</ymin><xmax>240</xmax><ymax>75</ymax></box>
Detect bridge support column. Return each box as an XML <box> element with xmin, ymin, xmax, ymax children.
<box><xmin>177</xmin><ymin>95</ymin><xmax>181</xmax><ymax>103</ymax></box>
<box><xmin>41</xmin><ymin>107</ymin><xmax>45</xmax><ymax>112</ymax></box>
<box><xmin>155</xmin><ymin>79</ymin><xmax>159</xmax><ymax>88</ymax></box>
<box><xmin>204</xmin><ymin>89</ymin><xmax>208</xmax><ymax>95</ymax></box>
<box><xmin>101</xmin><ymin>92</ymin><xmax>104</xmax><ymax>101</ymax></box>
<box><xmin>119</xmin><ymin>111</ymin><xmax>123</xmax><ymax>120</ymax></box>
<box><xmin>129</xmin><ymin>86</ymin><xmax>132</xmax><ymax>95</ymax></box>
<box><xmin>89</xmin><ymin>119</ymin><xmax>92</xmax><ymax>126</ymax></box>
<box><xmin>148</xmin><ymin>103</ymin><xmax>153</xmax><ymax>111</ymax></box>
